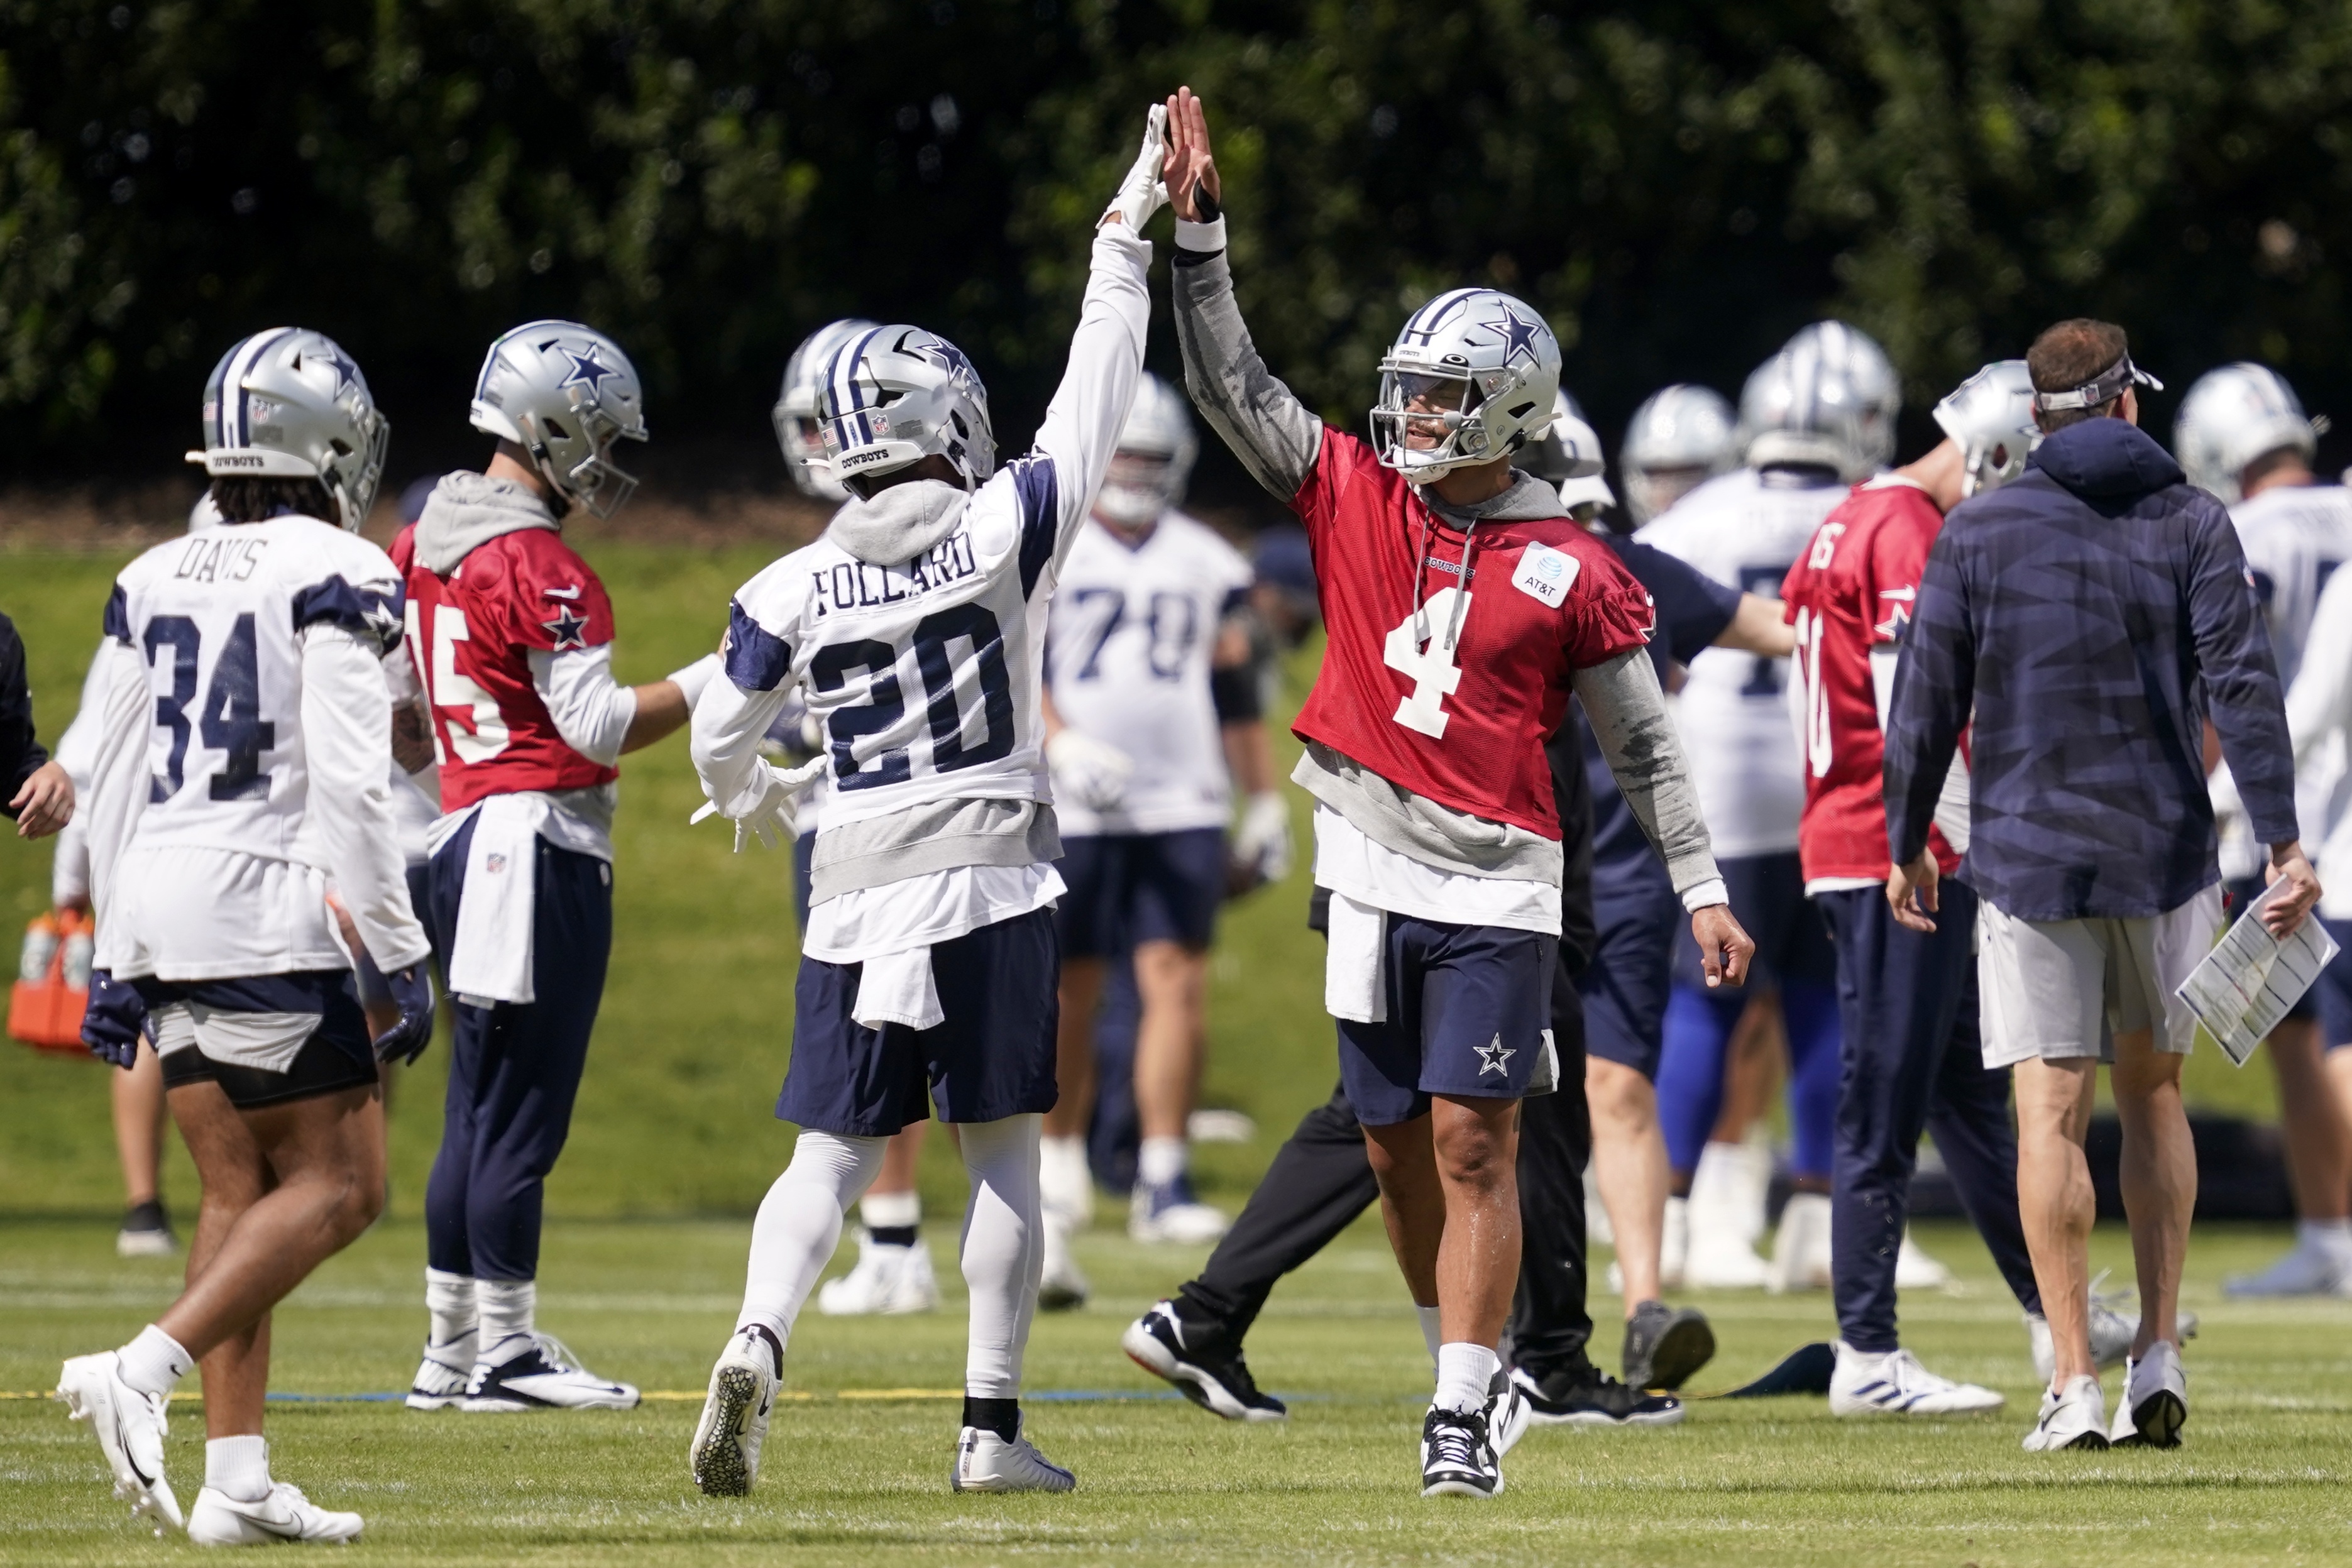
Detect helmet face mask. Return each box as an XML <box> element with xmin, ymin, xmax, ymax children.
<box><xmin>1370</xmin><ymin>289</ymin><xmax>1563</xmax><ymax>482</ymax></box>
<box><xmin>1620</xmin><ymin>383</ymin><xmax>1738</xmax><ymax>525</ymax></box>
<box><xmin>471</xmin><ymin>321</ymin><xmax>649</xmax><ymax>520</ymax></box>
<box><xmin>1093</xmin><ymin>373</ymin><xmax>1200</xmax><ymax>528</ymax></box>
<box><xmin>188</xmin><ymin>327</ymin><xmax>389</xmax><ymax>531</ymax></box>
<box><xmin>1933</xmin><ymin>359</ymin><xmax>2040</xmax><ymax>499</ymax></box>
<box><xmin>2173</xmin><ymin>362</ymin><xmax>2321</xmax><ymax>503</ymax></box>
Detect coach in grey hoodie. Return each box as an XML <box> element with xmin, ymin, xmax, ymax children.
<box><xmin>1884</xmin><ymin>318</ymin><xmax>2321</xmax><ymax>1451</ymax></box>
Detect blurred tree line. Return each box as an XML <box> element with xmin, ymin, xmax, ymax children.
<box><xmin>7</xmin><ymin>0</ymin><xmax>2352</xmax><ymax>489</ymax></box>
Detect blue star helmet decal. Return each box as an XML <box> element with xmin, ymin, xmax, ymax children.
<box><xmin>541</xmin><ymin>606</ymin><xmax>592</xmax><ymax>652</ymax></box>
<box><xmin>1481</xmin><ymin>303</ymin><xmax>1544</xmax><ymax>370</ymax></box>
<box><xmin>314</xmin><ymin>344</ymin><xmax>360</xmax><ymax>398</ymax></box>
<box><xmin>559</xmin><ymin>344</ymin><xmax>618</xmax><ymax>396</ymax></box>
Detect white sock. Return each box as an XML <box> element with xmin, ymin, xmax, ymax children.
<box><xmin>957</xmin><ymin>1114</ymin><xmax>1043</xmax><ymax>1399</ymax></box>
<box><xmin>1415</xmin><ymin>1305</ymin><xmax>1444</xmax><ymax>1369</ymax></box>
<box><xmin>204</xmin><ymin>1435</ymin><xmax>270</xmax><ymax>1503</ymax></box>
<box><xmin>861</xmin><ymin>1188</ymin><xmax>921</xmax><ymax>1233</ymax></box>
<box><xmin>735</xmin><ymin>1129</ymin><xmax>888</xmax><ymax>1348</ymax></box>
<box><xmin>1137</xmin><ymin>1136</ymin><xmax>1189</xmax><ymax>1188</ymax></box>
<box><xmin>1434</xmin><ymin>1342</ymin><xmax>1500</xmax><ymax>1415</ymax></box>
<box><xmin>425</xmin><ymin>1269</ymin><xmax>477</xmax><ymax>1366</ymax></box>
<box><xmin>477</xmin><ymin>1279</ymin><xmax>536</xmax><ymax>1349</ymax></box>
<box><xmin>116</xmin><ymin>1324</ymin><xmax>194</xmax><ymax>1399</ymax></box>
<box><xmin>1039</xmin><ymin>1134</ymin><xmax>1091</xmax><ymax>1217</ymax></box>
<box><xmin>2300</xmin><ymin>1217</ymin><xmax>2352</xmax><ymax>1258</ymax></box>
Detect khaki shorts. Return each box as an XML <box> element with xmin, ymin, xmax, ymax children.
<box><xmin>1977</xmin><ymin>889</ymin><xmax>2223</xmax><ymax>1070</ymax></box>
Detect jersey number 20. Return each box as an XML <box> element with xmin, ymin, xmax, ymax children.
<box><xmin>813</xmin><ymin>603</ymin><xmax>1014</xmax><ymax>791</ymax></box>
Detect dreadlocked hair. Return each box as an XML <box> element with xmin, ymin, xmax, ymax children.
<box><xmin>209</xmin><ymin>476</ymin><xmax>339</xmax><ymax>526</ymax></box>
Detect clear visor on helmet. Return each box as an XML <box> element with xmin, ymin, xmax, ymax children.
<box><xmin>1371</xmin><ymin>366</ymin><xmax>1486</xmax><ymax>466</ymax></box>
<box><xmin>531</xmin><ymin>389</ymin><xmax>644</xmax><ymax>520</ymax></box>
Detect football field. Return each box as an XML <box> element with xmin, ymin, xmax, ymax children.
<box><xmin>4</xmin><ymin>542</ymin><xmax>2349</xmax><ymax>1562</ymax></box>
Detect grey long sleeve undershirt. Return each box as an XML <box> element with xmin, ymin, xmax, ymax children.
<box><xmin>1574</xmin><ymin>649</ymin><xmax>1722</xmax><ymax>901</ymax></box>
<box><xmin>1172</xmin><ymin>248</ymin><xmax>1323</xmax><ymax>501</ymax></box>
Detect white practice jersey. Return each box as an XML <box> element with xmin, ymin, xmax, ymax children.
<box><xmin>2228</xmin><ymin>482</ymin><xmax>2352</xmax><ymax>690</ymax></box>
<box><xmin>83</xmin><ymin>515</ymin><xmax>430</xmax><ymax>980</ymax></box>
<box><xmin>1636</xmin><ymin>466</ymin><xmax>1849</xmax><ymax>858</ymax></box>
<box><xmin>693</xmin><ymin>223</ymin><xmax>1150</xmax><ymax>958</ymax></box>
<box><xmin>1047</xmin><ymin>510</ymin><xmax>1252</xmax><ymax>836</ymax></box>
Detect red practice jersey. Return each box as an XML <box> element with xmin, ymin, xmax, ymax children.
<box><xmin>1289</xmin><ymin>429</ymin><xmax>1656</xmax><ymax>840</ymax></box>
<box><xmin>392</xmin><ymin>523</ymin><xmax>621</xmax><ymax>813</ymax></box>
<box><xmin>1779</xmin><ymin>478</ymin><xmax>1960</xmax><ymax>882</ymax></box>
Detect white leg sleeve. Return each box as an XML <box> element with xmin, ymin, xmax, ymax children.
<box><xmin>735</xmin><ymin>1130</ymin><xmax>889</xmax><ymax>1346</ymax></box>
<box><xmin>955</xmin><ymin>1114</ymin><xmax>1043</xmax><ymax>1400</ymax></box>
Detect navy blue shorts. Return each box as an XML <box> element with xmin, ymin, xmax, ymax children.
<box><xmin>1582</xmin><ymin>879</ymin><xmax>1684</xmax><ymax>1079</ymax></box>
<box><xmin>2318</xmin><ymin>918</ymin><xmax>2352</xmax><ymax>1050</ymax></box>
<box><xmin>2226</xmin><ymin>875</ymin><xmax>2320</xmax><ymax>1022</ymax></box>
<box><xmin>137</xmin><ymin>971</ymin><xmax>377</xmax><ymax>1110</ymax></box>
<box><xmin>1336</xmin><ymin>915</ymin><xmax>1558</xmax><ymax>1127</ymax></box>
<box><xmin>1056</xmin><ymin>828</ymin><xmax>1226</xmax><ymax>958</ymax></box>
<box><xmin>783</xmin><ymin>907</ymin><xmax>1061</xmax><ymax>1136</ymax></box>
<box><xmin>1674</xmin><ymin>850</ymin><xmax>1836</xmax><ymax>990</ymax></box>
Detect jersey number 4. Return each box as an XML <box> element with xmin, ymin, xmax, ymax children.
<box><xmin>1384</xmin><ymin>588</ymin><xmax>1468</xmax><ymax>739</ymax></box>
<box><xmin>144</xmin><ymin>613</ymin><xmax>275</xmax><ymax>803</ymax></box>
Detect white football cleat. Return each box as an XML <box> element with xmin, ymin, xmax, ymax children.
<box><xmin>1766</xmin><ymin>1193</ymin><xmax>1833</xmax><ymax>1293</ymax></box>
<box><xmin>691</xmin><ymin>1330</ymin><xmax>779</xmax><ymax>1496</ymax></box>
<box><xmin>1128</xmin><ymin>1176</ymin><xmax>1229</xmax><ymax>1244</ymax></box>
<box><xmin>406</xmin><ymin>1351</ymin><xmax>471</xmax><ymax>1412</ymax></box>
<box><xmin>1484</xmin><ymin>1370</ymin><xmax>1531</xmax><ymax>1457</ymax></box>
<box><xmin>462</xmin><ymin>1332</ymin><xmax>639</xmax><ymax>1412</ymax></box>
<box><xmin>2223</xmin><ymin>1237</ymin><xmax>2352</xmax><ymax>1298</ymax></box>
<box><xmin>952</xmin><ymin>1418</ymin><xmax>1075</xmax><ymax>1493</ymax></box>
<box><xmin>186</xmin><ymin>1482</ymin><xmax>363</xmax><ymax>1545</ymax></box>
<box><xmin>1829</xmin><ymin>1341</ymin><xmax>2004</xmax><ymax>1417</ymax></box>
<box><xmin>57</xmin><ymin>1351</ymin><xmax>182</xmax><ymax>1532</ymax></box>
<box><xmin>818</xmin><ymin>1233</ymin><xmax>941</xmax><ymax>1315</ymax></box>
<box><xmin>2109</xmin><ymin>1340</ymin><xmax>2187</xmax><ymax>1449</ymax></box>
<box><xmin>1894</xmin><ymin>1230</ymin><xmax>1954</xmax><ymax>1290</ymax></box>
<box><xmin>1038</xmin><ymin>1210</ymin><xmax>1091</xmax><ymax>1312</ymax></box>
<box><xmin>2023</xmin><ymin>1374</ymin><xmax>2109</xmax><ymax>1451</ymax></box>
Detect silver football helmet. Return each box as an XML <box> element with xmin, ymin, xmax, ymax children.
<box><xmin>815</xmin><ymin>324</ymin><xmax>995</xmax><ymax>491</ymax></box>
<box><xmin>470</xmin><ymin>320</ymin><xmax>649</xmax><ymax>518</ymax></box>
<box><xmin>774</xmin><ymin>318</ymin><xmax>879</xmax><ymax>503</ymax></box>
<box><xmin>1933</xmin><ymin>360</ymin><xmax>2040</xmax><ymax>498</ymax></box>
<box><xmin>1371</xmin><ymin>288</ymin><xmax>1563</xmax><ymax>480</ymax></box>
<box><xmin>1740</xmin><ymin>321</ymin><xmax>1900</xmax><ymax>481</ymax></box>
<box><xmin>1094</xmin><ymin>373</ymin><xmax>1200</xmax><ymax>527</ymax></box>
<box><xmin>185</xmin><ymin>327</ymin><xmax>389</xmax><ymax>531</ymax></box>
<box><xmin>1620</xmin><ymin>384</ymin><xmax>1737</xmax><ymax>525</ymax></box>
<box><xmin>2174</xmin><ymin>363</ymin><xmax>2323</xmax><ymax>503</ymax></box>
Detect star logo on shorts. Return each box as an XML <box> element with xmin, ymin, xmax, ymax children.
<box><xmin>541</xmin><ymin>606</ymin><xmax>591</xmax><ymax>650</ymax></box>
<box><xmin>1474</xmin><ymin>1034</ymin><xmax>1515</xmax><ymax>1077</ymax></box>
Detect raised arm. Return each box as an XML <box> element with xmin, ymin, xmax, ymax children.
<box><xmin>1163</xmin><ymin>87</ymin><xmax>1324</xmax><ymax>502</ymax></box>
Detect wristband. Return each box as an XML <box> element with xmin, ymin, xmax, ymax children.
<box><xmin>668</xmin><ymin>652</ymin><xmax>723</xmax><ymax>709</ymax></box>
<box><xmin>1680</xmin><ymin>878</ymin><xmax>1729</xmax><ymax>914</ymax></box>
<box><xmin>1175</xmin><ymin>216</ymin><xmax>1227</xmax><ymax>253</ymax></box>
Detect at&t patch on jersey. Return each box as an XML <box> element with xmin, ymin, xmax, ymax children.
<box><xmin>1511</xmin><ymin>543</ymin><xmax>1579</xmax><ymax>608</ymax></box>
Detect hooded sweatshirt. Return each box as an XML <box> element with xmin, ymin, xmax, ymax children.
<box><xmin>1885</xmin><ymin>417</ymin><xmax>2298</xmax><ymax>922</ymax></box>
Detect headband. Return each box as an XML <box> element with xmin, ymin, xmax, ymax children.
<box><xmin>2034</xmin><ymin>352</ymin><xmax>2163</xmax><ymax>413</ymax></box>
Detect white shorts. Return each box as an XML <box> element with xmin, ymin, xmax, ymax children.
<box><xmin>1977</xmin><ymin>888</ymin><xmax>2224</xmax><ymax>1069</ymax></box>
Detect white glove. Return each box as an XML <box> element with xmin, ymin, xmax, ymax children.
<box><xmin>690</xmin><ymin>754</ymin><xmax>826</xmax><ymax>852</ymax></box>
<box><xmin>1047</xmin><ymin>728</ymin><xmax>1135</xmax><ymax>813</ymax></box>
<box><xmin>1233</xmin><ymin>791</ymin><xmax>1294</xmax><ymax>884</ymax></box>
<box><xmin>1099</xmin><ymin>103</ymin><xmax>1169</xmax><ymax>231</ymax></box>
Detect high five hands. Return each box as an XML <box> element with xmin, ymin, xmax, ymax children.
<box><xmin>1162</xmin><ymin>87</ymin><xmax>1221</xmax><ymax>224</ymax></box>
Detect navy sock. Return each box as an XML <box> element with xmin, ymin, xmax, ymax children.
<box><xmin>870</xmin><ymin>1225</ymin><xmax>919</xmax><ymax>1247</ymax></box>
<box><xmin>963</xmin><ymin>1396</ymin><xmax>1020</xmax><ymax>1443</ymax></box>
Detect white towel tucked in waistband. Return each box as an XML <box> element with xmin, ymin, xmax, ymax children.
<box><xmin>854</xmin><ymin>946</ymin><xmax>945</xmax><ymax>1032</ymax></box>
<box><xmin>448</xmin><ymin>794</ymin><xmax>542</xmax><ymax>1007</ymax></box>
<box><xmin>1324</xmin><ymin>892</ymin><xmax>1388</xmax><ymax>1024</ymax></box>
<box><xmin>147</xmin><ymin>1001</ymin><xmax>319</xmax><ymax>1073</ymax></box>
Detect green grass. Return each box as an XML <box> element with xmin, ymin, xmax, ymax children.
<box><xmin>6</xmin><ymin>546</ymin><xmax>2347</xmax><ymax>1561</ymax></box>
<box><xmin>4</xmin><ymin>1215</ymin><xmax>2352</xmax><ymax>1564</ymax></box>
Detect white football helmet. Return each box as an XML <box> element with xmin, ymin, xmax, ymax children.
<box><xmin>1933</xmin><ymin>360</ymin><xmax>2040</xmax><ymax>498</ymax></box>
<box><xmin>774</xmin><ymin>317</ymin><xmax>879</xmax><ymax>503</ymax></box>
<box><xmin>1620</xmin><ymin>384</ymin><xmax>1738</xmax><ymax>525</ymax></box>
<box><xmin>470</xmin><ymin>320</ymin><xmax>648</xmax><ymax>518</ymax></box>
<box><xmin>1094</xmin><ymin>373</ymin><xmax>1200</xmax><ymax>527</ymax></box>
<box><xmin>2174</xmin><ymin>363</ymin><xmax>2323</xmax><ymax>503</ymax></box>
<box><xmin>185</xmin><ymin>327</ymin><xmax>388</xmax><ymax>531</ymax></box>
<box><xmin>815</xmin><ymin>324</ymin><xmax>995</xmax><ymax>492</ymax></box>
<box><xmin>1371</xmin><ymin>288</ymin><xmax>1563</xmax><ymax>480</ymax></box>
<box><xmin>1740</xmin><ymin>321</ymin><xmax>1900</xmax><ymax>480</ymax></box>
